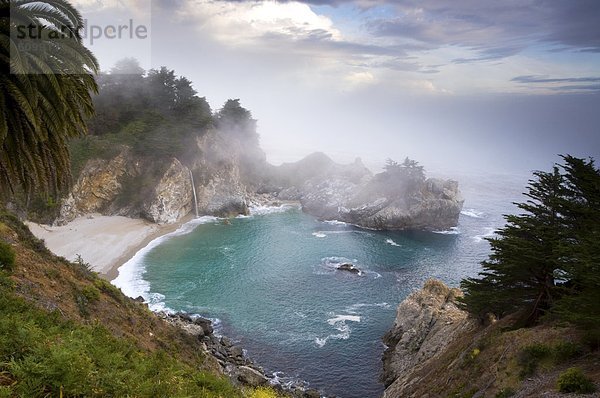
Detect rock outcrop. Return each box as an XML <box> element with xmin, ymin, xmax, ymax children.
<box><xmin>144</xmin><ymin>158</ymin><xmax>193</xmax><ymax>224</ymax></box>
<box><xmin>191</xmin><ymin>132</ymin><xmax>251</xmax><ymax>217</ymax></box>
<box><xmin>57</xmin><ymin>149</ymin><xmax>135</xmax><ymax>224</ymax></box>
<box><xmin>56</xmin><ymin>149</ymin><xmax>196</xmax><ymax>225</ymax></box>
<box><xmin>381</xmin><ymin>279</ymin><xmax>477</xmax><ymax>397</ymax></box>
<box><xmin>160</xmin><ymin>312</ymin><xmax>324</xmax><ymax>398</ymax></box>
<box><xmin>273</xmin><ymin>153</ymin><xmax>463</xmax><ymax>231</ymax></box>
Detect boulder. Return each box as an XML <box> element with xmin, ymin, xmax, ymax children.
<box><xmin>237</xmin><ymin>366</ymin><xmax>269</xmax><ymax>386</ymax></box>
<box><xmin>193</xmin><ymin>316</ymin><xmax>214</xmax><ymax>336</ymax></box>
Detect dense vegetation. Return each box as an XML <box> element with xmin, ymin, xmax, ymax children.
<box><xmin>461</xmin><ymin>155</ymin><xmax>600</xmax><ymax>330</ymax></box>
<box><xmin>70</xmin><ymin>58</ymin><xmax>258</xmax><ymax>176</ymax></box>
<box><xmin>0</xmin><ymin>0</ymin><xmax>98</xmax><ymax>198</ymax></box>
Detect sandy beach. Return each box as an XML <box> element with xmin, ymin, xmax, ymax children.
<box><xmin>27</xmin><ymin>214</ymin><xmax>190</xmax><ymax>279</ymax></box>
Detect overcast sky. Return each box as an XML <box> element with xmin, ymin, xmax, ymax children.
<box><xmin>74</xmin><ymin>0</ymin><xmax>600</xmax><ymax>174</ymax></box>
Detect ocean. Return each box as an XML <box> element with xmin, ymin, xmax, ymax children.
<box><xmin>113</xmin><ymin>172</ymin><xmax>529</xmax><ymax>398</ymax></box>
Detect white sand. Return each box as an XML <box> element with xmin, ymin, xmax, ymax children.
<box><xmin>26</xmin><ymin>214</ymin><xmax>162</xmax><ymax>276</ymax></box>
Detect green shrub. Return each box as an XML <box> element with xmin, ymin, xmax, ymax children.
<box><xmin>247</xmin><ymin>386</ymin><xmax>281</xmax><ymax>398</ymax></box>
<box><xmin>81</xmin><ymin>285</ymin><xmax>101</xmax><ymax>302</ymax></box>
<box><xmin>553</xmin><ymin>341</ymin><xmax>583</xmax><ymax>361</ymax></box>
<box><xmin>495</xmin><ymin>388</ymin><xmax>515</xmax><ymax>398</ymax></box>
<box><xmin>518</xmin><ymin>344</ymin><xmax>551</xmax><ymax>377</ymax></box>
<box><xmin>0</xmin><ymin>241</ymin><xmax>15</xmax><ymax>272</ymax></box>
<box><xmin>518</xmin><ymin>341</ymin><xmax>585</xmax><ymax>378</ymax></box>
<box><xmin>556</xmin><ymin>367</ymin><xmax>596</xmax><ymax>394</ymax></box>
<box><xmin>582</xmin><ymin>329</ymin><xmax>600</xmax><ymax>351</ymax></box>
<box><xmin>94</xmin><ymin>278</ymin><xmax>125</xmax><ymax>304</ymax></box>
<box><xmin>72</xmin><ymin>254</ymin><xmax>95</xmax><ymax>280</ymax></box>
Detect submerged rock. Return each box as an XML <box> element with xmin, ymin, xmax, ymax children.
<box><xmin>336</xmin><ymin>263</ymin><xmax>361</xmax><ymax>274</ymax></box>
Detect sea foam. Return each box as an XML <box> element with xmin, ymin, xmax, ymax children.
<box><xmin>248</xmin><ymin>203</ymin><xmax>297</xmax><ymax>216</ymax></box>
<box><xmin>315</xmin><ymin>314</ymin><xmax>361</xmax><ymax>347</ymax></box>
<box><xmin>385</xmin><ymin>238</ymin><xmax>400</xmax><ymax>247</ymax></box>
<box><xmin>112</xmin><ymin>216</ymin><xmax>219</xmax><ymax>310</ymax></box>
<box><xmin>472</xmin><ymin>227</ymin><xmax>497</xmax><ymax>242</ymax></box>
<box><xmin>461</xmin><ymin>208</ymin><xmax>485</xmax><ymax>218</ymax></box>
<box><xmin>432</xmin><ymin>226</ymin><xmax>460</xmax><ymax>235</ymax></box>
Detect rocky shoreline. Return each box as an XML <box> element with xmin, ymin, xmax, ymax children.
<box><xmin>158</xmin><ymin>311</ymin><xmax>325</xmax><ymax>398</ymax></box>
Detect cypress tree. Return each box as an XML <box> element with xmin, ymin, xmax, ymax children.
<box><xmin>552</xmin><ymin>156</ymin><xmax>600</xmax><ymax>329</ymax></box>
<box><xmin>461</xmin><ymin>156</ymin><xmax>600</xmax><ymax>329</ymax></box>
<box><xmin>460</xmin><ymin>168</ymin><xmax>565</xmax><ymax>325</ymax></box>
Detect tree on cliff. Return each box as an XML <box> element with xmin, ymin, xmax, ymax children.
<box><xmin>382</xmin><ymin>157</ymin><xmax>425</xmax><ymax>194</ymax></box>
<box><xmin>461</xmin><ymin>156</ymin><xmax>600</xmax><ymax>328</ymax></box>
<box><xmin>551</xmin><ymin>156</ymin><xmax>600</xmax><ymax>329</ymax></box>
<box><xmin>215</xmin><ymin>99</ymin><xmax>258</xmax><ymax>143</ymax></box>
<box><xmin>0</xmin><ymin>0</ymin><xmax>98</xmax><ymax>197</ymax></box>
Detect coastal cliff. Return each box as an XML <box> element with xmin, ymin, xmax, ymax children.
<box><xmin>59</xmin><ymin>145</ymin><xmax>463</xmax><ymax>232</ymax></box>
<box><xmin>382</xmin><ymin>280</ymin><xmax>600</xmax><ymax>397</ymax></box>
<box><xmin>57</xmin><ymin>127</ymin><xmax>266</xmax><ymax>225</ymax></box>
<box><xmin>381</xmin><ymin>280</ymin><xmax>477</xmax><ymax>397</ymax></box>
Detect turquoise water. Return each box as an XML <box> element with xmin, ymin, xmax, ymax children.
<box><xmin>114</xmin><ymin>174</ymin><xmax>526</xmax><ymax>398</ymax></box>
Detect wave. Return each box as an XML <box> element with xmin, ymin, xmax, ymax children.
<box><xmin>312</xmin><ymin>230</ymin><xmax>373</xmax><ymax>238</ymax></box>
<box><xmin>269</xmin><ymin>371</ymin><xmax>308</xmax><ymax>390</ymax></box>
<box><xmin>327</xmin><ymin>314</ymin><xmax>361</xmax><ymax>325</ymax></box>
<box><xmin>461</xmin><ymin>208</ymin><xmax>485</xmax><ymax>218</ymax></box>
<box><xmin>345</xmin><ymin>302</ymin><xmax>391</xmax><ymax>314</ymax></box>
<box><xmin>385</xmin><ymin>238</ymin><xmax>400</xmax><ymax>247</ymax></box>
<box><xmin>111</xmin><ymin>216</ymin><xmax>219</xmax><ymax>309</ymax></box>
<box><xmin>248</xmin><ymin>203</ymin><xmax>298</xmax><ymax>216</ymax></box>
<box><xmin>472</xmin><ymin>227</ymin><xmax>497</xmax><ymax>243</ymax></box>
<box><xmin>315</xmin><ymin>314</ymin><xmax>361</xmax><ymax>347</ymax></box>
<box><xmin>432</xmin><ymin>227</ymin><xmax>460</xmax><ymax>235</ymax></box>
<box><xmin>322</xmin><ymin>220</ymin><xmax>348</xmax><ymax>226</ymax></box>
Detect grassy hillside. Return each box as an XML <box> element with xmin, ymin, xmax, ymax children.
<box><xmin>404</xmin><ymin>314</ymin><xmax>599</xmax><ymax>397</ymax></box>
<box><xmin>0</xmin><ymin>209</ymin><xmax>278</xmax><ymax>398</ymax></box>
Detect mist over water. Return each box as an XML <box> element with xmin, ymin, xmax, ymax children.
<box><xmin>114</xmin><ymin>173</ymin><xmax>527</xmax><ymax>397</ymax></box>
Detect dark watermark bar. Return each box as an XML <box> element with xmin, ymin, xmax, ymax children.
<box><xmin>10</xmin><ymin>1</ymin><xmax>152</xmax><ymax>75</ymax></box>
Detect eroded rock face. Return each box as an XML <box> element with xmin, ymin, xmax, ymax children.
<box><xmin>58</xmin><ymin>151</ymin><xmax>196</xmax><ymax>225</ymax></box>
<box><xmin>57</xmin><ymin>128</ymin><xmax>265</xmax><ymax>224</ymax></box>
<box><xmin>56</xmin><ymin>150</ymin><xmax>133</xmax><ymax>225</ymax></box>
<box><xmin>381</xmin><ymin>280</ymin><xmax>477</xmax><ymax>397</ymax></box>
<box><xmin>192</xmin><ymin>131</ymin><xmax>251</xmax><ymax>217</ymax></box>
<box><xmin>144</xmin><ymin>158</ymin><xmax>193</xmax><ymax>224</ymax></box>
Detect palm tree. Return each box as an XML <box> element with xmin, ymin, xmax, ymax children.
<box><xmin>0</xmin><ymin>0</ymin><xmax>98</xmax><ymax>198</ymax></box>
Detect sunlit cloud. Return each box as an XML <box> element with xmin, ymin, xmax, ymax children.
<box><xmin>175</xmin><ymin>0</ymin><xmax>341</xmax><ymax>46</ymax></box>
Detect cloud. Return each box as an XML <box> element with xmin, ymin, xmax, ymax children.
<box><xmin>510</xmin><ymin>75</ymin><xmax>600</xmax><ymax>93</ymax></box>
<box><xmin>512</xmin><ymin>75</ymin><xmax>600</xmax><ymax>84</ymax></box>
<box><xmin>173</xmin><ymin>0</ymin><xmax>341</xmax><ymax>47</ymax></box>
<box><xmin>364</xmin><ymin>0</ymin><xmax>600</xmax><ymax>59</ymax></box>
